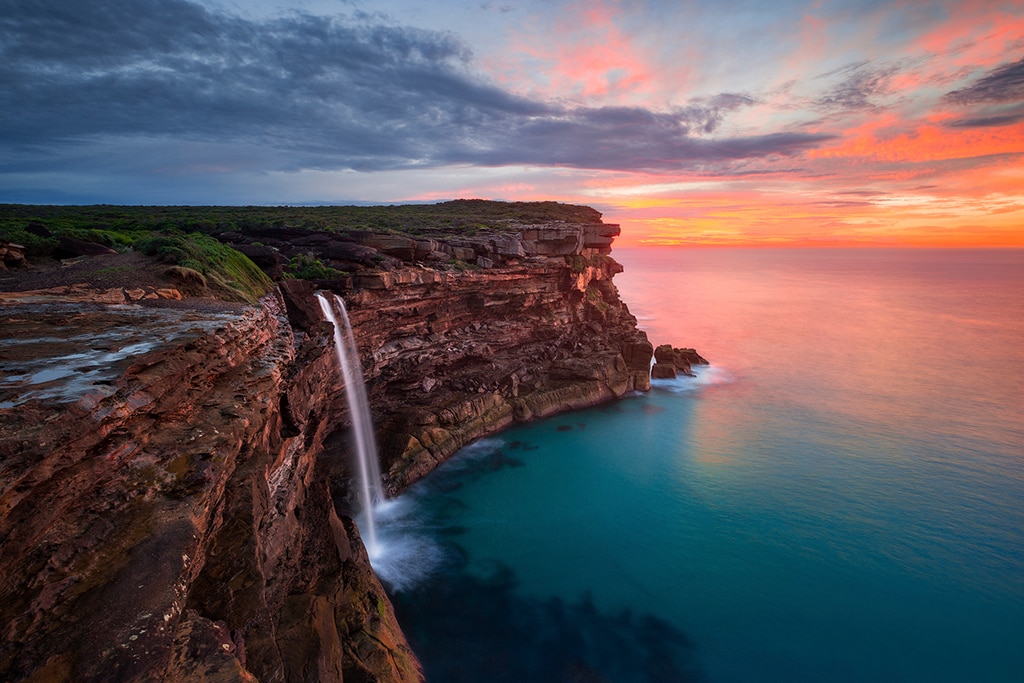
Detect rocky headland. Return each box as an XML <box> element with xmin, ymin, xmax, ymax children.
<box><xmin>0</xmin><ymin>201</ymin><xmax>705</xmax><ymax>681</ymax></box>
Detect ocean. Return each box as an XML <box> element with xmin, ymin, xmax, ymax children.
<box><xmin>370</xmin><ymin>248</ymin><xmax>1024</xmax><ymax>683</ymax></box>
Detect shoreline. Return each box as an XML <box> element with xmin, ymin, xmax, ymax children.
<box><xmin>2</xmin><ymin>202</ymin><xmax>710</xmax><ymax>681</ymax></box>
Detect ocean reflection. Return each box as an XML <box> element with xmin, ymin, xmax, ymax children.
<box><xmin>379</xmin><ymin>248</ymin><xmax>1024</xmax><ymax>682</ymax></box>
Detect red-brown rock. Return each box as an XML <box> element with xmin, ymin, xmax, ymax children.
<box><xmin>651</xmin><ymin>363</ymin><xmax>678</xmax><ymax>379</ymax></box>
<box><xmin>0</xmin><ymin>210</ymin><xmax>707</xmax><ymax>681</ymax></box>
<box><xmin>654</xmin><ymin>344</ymin><xmax>709</xmax><ymax>377</ymax></box>
<box><xmin>0</xmin><ymin>293</ymin><xmax>421</xmax><ymax>682</ymax></box>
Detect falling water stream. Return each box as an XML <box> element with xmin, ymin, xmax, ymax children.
<box><xmin>315</xmin><ymin>292</ymin><xmax>382</xmax><ymax>556</ymax></box>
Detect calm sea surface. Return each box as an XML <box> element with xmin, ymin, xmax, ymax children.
<box><xmin>372</xmin><ymin>248</ymin><xmax>1024</xmax><ymax>683</ymax></box>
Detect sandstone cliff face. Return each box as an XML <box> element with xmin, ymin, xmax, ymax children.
<box><xmin>266</xmin><ymin>221</ymin><xmax>653</xmax><ymax>496</ymax></box>
<box><xmin>0</xmin><ymin>295</ymin><xmax>420</xmax><ymax>682</ymax></box>
<box><xmin>1</xmin><ymin>213</ymin><xmax>656</xmax><ymax>681</ymax></box>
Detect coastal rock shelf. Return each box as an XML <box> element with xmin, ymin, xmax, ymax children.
<box><xmin>0</xmin><ymin>294</ymin><xmax>419</xmax><ymax>682</ymax></box>
<box><xmin>0</xmin><ymin>203</ymin><xmax>697</xmax><ymax>681</ymax></box>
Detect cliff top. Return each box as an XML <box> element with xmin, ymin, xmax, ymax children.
<box><xmin>1</xmin><ymin>200</ymin><xmax>617</xmax><ymax>301</ymax></box>
<box><xmin>0</xmin><ymin>200</ymin><xmax>603</xmax><ymax>251</ymax></box>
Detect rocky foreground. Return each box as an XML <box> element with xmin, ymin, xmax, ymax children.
<box><xmin>0</xmin><ymin>204</ymin><xmax>704</xmax><ymax>681</ymax></box>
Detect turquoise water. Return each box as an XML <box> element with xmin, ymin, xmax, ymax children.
<box><xmin>373</xmin><ymin>248</ymin><xmax>1024</xmax><ymax>682</ymax></box>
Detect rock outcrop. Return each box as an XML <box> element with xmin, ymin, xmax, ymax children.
<box><xmin>0</xmin><ymin>241</ymin><xmax>27</xmax><ymax>269</ymax></box>
<box><xmin>0</xmin><ymin>204</ymin><xmax>683</xmax><ymax>681</ymax></box>
<box><xmin>251</xmin><ymin>221</ymin><xmax>653</xmax><ymax>496</ymax></box>
<box><xmin>0</xmin><ymin>295</ymin><xmax>420</xmax><ymax>682</ymax></box>
<box><xmin>653</xmin><ymin>344</ymin><xmax>710</xmax><ymax>378</ymax></box>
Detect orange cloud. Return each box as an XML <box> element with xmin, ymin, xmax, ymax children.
<box><xmin>809</xmin><ymin>111</ymin><xmax>1024</xmax><ymax>164</ymax></box>
<box><xmin>407</xmin><ymin>1</ymin><xmax>1024</xmax><ymax>250</ymax></box>
<box><xmin>914</xmin><ymin>3</ymin><xmax>1024</xmax><ymax>71</ymax></box>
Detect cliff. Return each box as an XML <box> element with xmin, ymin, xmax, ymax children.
<box><xmin>269</xmin><ymin>219</ymin><xmax>654</xmax><ymax>496</ymax></box>
<box><xmin>0</xmin><ymin>203</ymin><xmax>663</xmax><ymax>681</ymax></box>
<box><xmin>0</xmin><ymin>293</ymin><xmax>420</xmax><ymax>682</ymax></box>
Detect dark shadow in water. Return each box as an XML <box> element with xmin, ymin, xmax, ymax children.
<box><xmin>431</xmin><ymin>449</ymin><xmax>526</xmax><ymax>493</ymax></box>
<box><xmin>556</xmin><ymin>424</ymin><xmax>575</xmax><ymax>432</ymax></box>
<box><xmin>389</xmin><ymin>554</ymin><xmax>706</xmax><ymax>683</ymax></box>
<box><xmin>641</xmin><ymin>404</ymin><xmax>666</xmax><ymax>415</ymax></box>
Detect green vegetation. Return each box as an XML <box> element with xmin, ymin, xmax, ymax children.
<box><xmin>565</xmin><ymin>252</ymin><xmax>610</xmax><ymax>274</ymax></box>
<box><xmin>585</xmin><ymin>284</ymin><xmax>610</xmax><ymax>314</ymax></box>
<box><xmin>285</xmin><ymin>252</ymin><xmax>344</xmax><ymax>280</ymax></box>
<box><xmin>0</xmin><ymin>199</ymin><xmax>604</xmax><ymax>297</ymax></box>
<box><xmin>1</xmin><ymin>225</ymin><xmax>57</xmax><ymax>254</ymax></box>
<box><xmin>0</xmin><ymin>200</ymin><xmax>603</xmax><ymax>244</ymax></box>
<box><xmin>445</xmin><ymin>258</ymin><xmax>478</xmax><ymax>272</ymax></box>
<box><xmin>568</xmin><ymin>253</ymin><xmax>616</xmax><ymax>273</ymax></box>
<box><xmin>135</xmin><ymin>232</ymin><xmax>272</xmax><ymax>302</ymax></box>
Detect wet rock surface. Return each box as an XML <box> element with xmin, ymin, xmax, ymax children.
<box><xmin>653</xmin><ymin>344</ymin><xmax>710</xmax><ymax>378</ymax></box>
<box><xmin>0</xmin><ymin>292</ymin><xmax>420</xmax><ymax>682</ymax></box>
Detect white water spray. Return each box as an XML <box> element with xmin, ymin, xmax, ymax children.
<box><xmin>315</xmin><ymin>292</ymin><xmax>382</xmax><ymax>556</ymax></box>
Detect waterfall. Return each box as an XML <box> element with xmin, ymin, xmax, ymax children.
<box><xmin>315</xmin><ymin>292</ymin><xmax>382</xmax><ymax>556</ymax></box>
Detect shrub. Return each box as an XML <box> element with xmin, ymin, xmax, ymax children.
<box><xmin>285</xmin><ymin>252</ymin><xmax>343</xmax><ymax>280</ymax></box>
<box><xmin>0</xmin><ymin>226</ymin><xmax>57</xmax><ymax>256</ymax></box>
<box><xmin>135</xmin><ymin>232</ymin><xmax>272</xmax><ymax>302</ymax></box>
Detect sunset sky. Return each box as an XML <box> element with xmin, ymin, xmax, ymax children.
<box><xmin>2</xmin><ymin>0</ymin><xmax>1023</xmax><ymax>246</ymax></box>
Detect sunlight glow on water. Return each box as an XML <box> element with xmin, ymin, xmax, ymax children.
<box><xmin>379</xmin><ymin>248</ymin><xmax>1024</xmax><ymax>683</ymax></box>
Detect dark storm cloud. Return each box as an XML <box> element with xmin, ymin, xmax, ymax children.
<box><xmin>461</xmin><ymin>105</ymin><xmax>827</xmax><ymax>171</ymax></box>
<box><xmin>943</xmin><ymin>57</ymin><xmax>1024</xmax><ymax>105</ymax></box>
<box><xmin>946</xmin><ymin>111</ymin><xmax>1024</xmax><ymax>128</ymax></box>
<box><xmin>942</xmin><ymin>57</ymin><xmax>1024</xmax><ymax>129</ymax></box>
<box><xmin>677</xmin><ymin>93</ymin><xmax>759</xmax><ymax>134</ymax></box>
<box><xmin>0</xmin><ymin>0</ymin><xmax>831</xmax><ymax>174</ymax></box>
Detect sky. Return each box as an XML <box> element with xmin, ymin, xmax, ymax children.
<box><xmin>2</xmin><ymin>0</ymin><xmax>1023</xmax><ymax>246</ymax></box>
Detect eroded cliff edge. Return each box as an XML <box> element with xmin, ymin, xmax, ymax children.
<box><xmin>279</xmin><ymin>219</ymin><xmax>655</xmax><ymax>497</ymax></box>
<box><xmin>0</xmin><ymin>295</ymin><xmax>420</xmax><ymax>682</ymax></box>
<box><xmin>0</xmin><ymin>203</ymin><xmax>673</xmax><ymax>681</ymax></box>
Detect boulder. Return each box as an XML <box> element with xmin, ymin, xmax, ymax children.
<box><xmin>651</xmin><ymin>363</ymin><xmax>677</xmax><ymax>379</ymax></box>
<box><xmin>0</xmin><ymin>241</ymin><xmax>28</xmax><ymax>269</ymax></box>
<box><xmin>654</xmin><ymin>344</ymin><xmax>708</xmax><ymax>376</ymax></box>
<box><xmin>351</xmin><ymin>233</ymin><xmax>418</xmax><ymax>262</ymax></box>
<box><xmin>54</xmin><ymin>236</ymin><xmax>117</xmax><ymax>258</ymax></box>
<box><xmin>654</xmin><ymin>344</ymin><xmax>675</xmax><ymax>364</ymax></box>
<box><xmin>414</xmin><ymin>239</ymin><xmax>439</xmax><ymax>260</ymax></box>
<box><xmin>675</xmin><ymin>347</ymin><xmax>710</xmax><ymax>366</ymax></box>
<box><xmin>25</xmin><ymin>222</ymin><xmax>53</xmax><ymax>238</ymax></box>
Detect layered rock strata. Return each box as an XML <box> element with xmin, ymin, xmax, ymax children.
<box><xmin>0</xmin><ymin>295</ymin><xmax>420</xmax><ymax>682</ymax></box>
<box><xmin>1</xmin><ymin>211</ymin><xmax>668</xmax><ymax>681</ymax></box>
<box><xmin>651</xmin><ymin>344</ymin><xmax>710</xmax><ymax>379</ymax></box>
<box><xmin>255</xmin><ymin>221</ymin><xmax>654</xmax><ymax>495</ymax></box>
